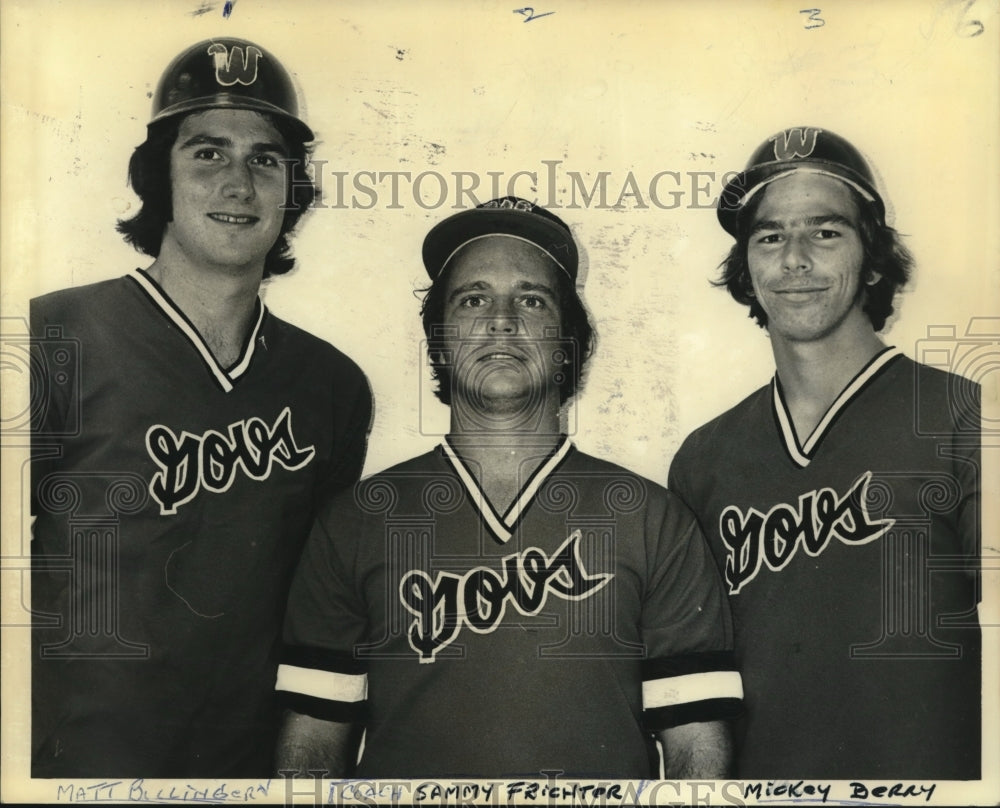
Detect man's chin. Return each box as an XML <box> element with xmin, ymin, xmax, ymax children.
<box><xmin>450</xmin><ymin>387</ymin><xmax>552</xmax><ymax>432</ymax></box>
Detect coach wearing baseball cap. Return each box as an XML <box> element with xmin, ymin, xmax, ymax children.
<box><xmin>30</xmin><ymin>38</ymin><xmax>372</xmax><ymax>777</ymax></box>
<box><xmin>275</xmin><ymin>197</ymin><xmax>743</xmax><ymax>779</ymax></box>
<box><xmin>669</xmin><ymin>127</ymin><xmax>981</xmax><ymax>779</ymax></box>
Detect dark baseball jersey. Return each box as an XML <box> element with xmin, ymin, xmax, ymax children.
<box><xmin>278</xmin><ymin>438</ymin><xmax>743</xmax><ymax>778</ymax></box>
<box><xmin>30</xmin><ymin>269</ymin><xmax>372</xmax><ymax>778</ymax></box>
<box><xmin>668</xmin><ymin>348</ymin><xmax>981</xmax><ymax>779</ymax></box>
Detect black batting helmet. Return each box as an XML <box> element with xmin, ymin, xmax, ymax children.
<box><xmin>150</xmin><ymin>37</ymin><xmax>313</xmax><ymax>141</ymax></box>
<box><xmin>718</xmin><ymin>126</ymin><xmax>885</xmax><ymax>236</ymax></box>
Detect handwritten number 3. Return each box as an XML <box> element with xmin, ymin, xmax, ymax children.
<box><xmin>800</xmin><ymin>8</ymin><xmax>825</xmax><ymax>29</ymax></box>
<box><xmin>514</xmin><ymin>7</ymin><xmax>555</xmax><ymax>22</ymax></box>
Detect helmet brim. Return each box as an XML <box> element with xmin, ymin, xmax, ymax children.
<box><xmin>718</xmin><ymin>159</ymin><xmax>885</xmax><ymax>236</ymax></box>
<box><xmin>150</xmin><ymin>93</ymin><xmax>314</xmax><ymax>142</ymax></box>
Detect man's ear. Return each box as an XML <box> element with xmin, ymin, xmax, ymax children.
<box><xmin>864</xmin><ymin>268</ymin><xmax>882</xmax><ymax>286</ymax></box>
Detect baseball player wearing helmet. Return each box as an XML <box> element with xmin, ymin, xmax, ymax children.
<box><xmin>273</xmin><ymin>198</ymin><xmax>743</xmax><ymax>778</ymax></box>
<box><xmin>30</xmin><ymin>39</ymin><xmax>372</xmax><ymax>777</ymax></box>
<box><xmin>668</xmin><ymin>127</ymin><xmax>981</xmax><ymax>778</ymax></box>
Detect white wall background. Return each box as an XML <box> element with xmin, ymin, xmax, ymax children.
<box><xmin>4</xmin><ymin>0</ymin><xmax>997</xmax><ymax>481</ymax></box>
<box><xmin>2</xmin><ymin>0</ymin><xmax>998</xmax><ymax>801</ymax></box>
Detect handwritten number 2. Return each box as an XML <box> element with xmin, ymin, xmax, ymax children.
<box><xmin>800</xmin><ymin>8</ymin><xmax>825</xmax><ymax>29</ymax></box>
<box><xmin>514</xmin><ymin>7</ymin><xmax>555</xmax><ymax>22</ymax></box>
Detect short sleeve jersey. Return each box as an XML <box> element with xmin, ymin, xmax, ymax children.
<box><xmin>30</xmin><ymin>270</ymin><xmax>372</xmax><ymax>778</ymax></box>
<box><xmin>279</xmin><ymin>438</ymin><xmax>743</xmax><ymax>778</ymax></box>
<box><xmin>668</xmin><ymin>348</ymin><xmax>981</xmax><ymax>779</ymax></box>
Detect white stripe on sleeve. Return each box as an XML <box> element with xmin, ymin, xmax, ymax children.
<box><xmin>275</xmin><ymin>664</ymin><xmax>367</xmax><ymax>703</ymax></box>
<box><xmin>642</xmin><ymin>670</ymin><xmax>744</xmax><ymax>709</ymax></box>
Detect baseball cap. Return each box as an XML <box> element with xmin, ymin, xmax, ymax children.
<box><xmin>150</xmin><ymin>37</ymin><xmax>313</xmax><ymax>142</ymax></box>
<box><xmin>422</xmin><ymin>197</ymin><xmax>579</xmax><ymax>281</ymax></box>
<box><xmin>717</xmin><ymin>126</ymin><xmax>885</xmax><ymax>236</ymax></box>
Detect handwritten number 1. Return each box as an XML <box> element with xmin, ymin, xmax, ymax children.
<box><xmin>514</xmin><ymin>7</ymin><xmax>555</xmax><ymax>22</ymax></box>
<box><xmin>800</xmin><ymin>8</ymin><xmax>825</xmax><ymax>29</ymax></box>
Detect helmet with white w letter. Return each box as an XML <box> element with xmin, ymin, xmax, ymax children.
<box><xmin>149</xmin><ymin>37</ymin><xmax>313</xmax><ymax>141</ymax></box>
<box><xmin>119</xmin><ymin>36</ymin><xmax>317</xmax><ymax>277</ymax></box>
<box><xmin>717</xmin><ymin>126</ymin><xmax>885</xmax><ymax>236</ymax></box>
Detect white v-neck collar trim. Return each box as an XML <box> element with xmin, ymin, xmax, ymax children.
<box><xmin>129</xmin><ymin>268</ymin><xmax>265</xmax><ymax>393</ymax></box>
<box><xmin>773</xmin><ymin>347</ymin><xmax>902</xmax><ymax>468</ymax></box>
<box><xmin>441</xmin><ymin>436</ymin><xmax>573</xmax><ymax>544</ymax></box>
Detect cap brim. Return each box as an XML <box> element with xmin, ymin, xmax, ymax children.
<box><xmin>422</xmin><ymin>208</ymin><xmax>578</xmax><ymax>280</ymax></box>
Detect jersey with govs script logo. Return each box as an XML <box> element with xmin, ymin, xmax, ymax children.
<box><xmin>668</xmin><ymin>348</ymin><xmax>981</xmax><ymax>779</ymax></box>
<box><xmin>30</xmin><ymin>270</ymin><xmax>372</xmax><ymax>777</ymax></box>
<box><xmin>278</xmin><ymin>439</ymin><xmax>743</xmax><ymax>778</ymax></box>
